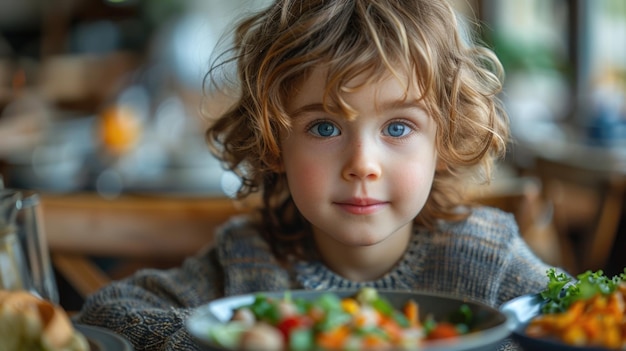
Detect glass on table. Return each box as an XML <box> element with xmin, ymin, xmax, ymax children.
<box><xmin>1</xmin><ymin>189</ymin><xmax>29</xmax><ymax>292</ymax></box>
<box><xmin>0</xmin><ymin>186</ymin><xmax>59</xmax><ymax>304</ymax></box>
<box><xmin>16</xmin><ymin>191</ymin><xmax>59</xmax><ymax>303</ymax></box>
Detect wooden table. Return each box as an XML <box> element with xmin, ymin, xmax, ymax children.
<box><xmin>40</xmin><ymin>192</ymin><xmax>251</xmax><ymax>298</ymax></box>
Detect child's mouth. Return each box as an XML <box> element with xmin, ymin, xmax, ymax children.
<box><xmin>334</xmin><ymin>198</ymin><xmax>388</xmax><ymax>215</ymax></box>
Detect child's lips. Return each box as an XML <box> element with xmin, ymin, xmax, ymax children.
<box><xmin>334</xmin><ymin>198</ymin><xmax>388</xmax><ymax>215</ymax></box>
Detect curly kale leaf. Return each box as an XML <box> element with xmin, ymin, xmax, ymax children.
<box><xmin>539</xmin><ymin>268</ymin><xmax>624</xmax><ymax>314</ymax></box>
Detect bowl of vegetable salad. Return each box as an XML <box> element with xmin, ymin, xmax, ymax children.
<box><xmin>186</xmin><ymin>287</ymin><xmax>510</xmax><ymax>351</ymax></box>
<box><xmin>500</xmin><ymin>268</ymin><xmax>626</xmax><ymax>350</ymax></box>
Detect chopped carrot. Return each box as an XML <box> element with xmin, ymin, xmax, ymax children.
<box><xmin>316</xmin><ymin>325</ymin><xmax>350</xmax><ymax>349</ymax></box>
<box><xmin>307</xmin><ymin>306</ymin><xmax>325</xmax><ymax>323</ymax></box>
<box><xmin>362</xmin><ymin>334</ymin><xmax>389</xmax><ymax>349</ymax></box>
<box><xmin>404</xmin><ymin>299</ymin><xmax>420</xmax><ymax>327</ymax></box>
<box><xmin>427</xmin><ymin>322</ymin><xmax>459</xmax><ymax>340</ymax></box>
<box><xmin>354</xmin><ymin>307</ymin><xmax>381</xmax><ymax>328</ymax></box>
<box><xmin>379</xmin><ymin>316</ymin><xmax>402</xmax><ymax>342</ymax></box>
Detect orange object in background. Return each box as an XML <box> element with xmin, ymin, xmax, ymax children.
<box><xmin>98</xmin><ymin>105</ymin><xmax>142</xmax><ymax>155</ymax></box>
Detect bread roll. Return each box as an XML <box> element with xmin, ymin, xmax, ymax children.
<box><xmin>0</xmin><ymin>290</ymin><xmax>89</xmax><ymax>351</ymax></box>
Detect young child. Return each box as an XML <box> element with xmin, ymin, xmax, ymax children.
<box><xmin>76</xmin><ymin>1</ymin><xmax>561</xmax><ymax>350</ymax></box>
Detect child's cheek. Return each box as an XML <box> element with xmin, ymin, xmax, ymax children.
<box><xmin>391</xmin><ymin>163</ymin><xmax>436</xmax><ymax>201</ymax></box>
<box><xmin>288</xmin><ymin>161</ymin><xmax>329</xmax><ymax>194</ymax></box>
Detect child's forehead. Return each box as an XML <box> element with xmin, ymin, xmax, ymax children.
<box><xmin>289</xmin><ymin>65</ymin><xmax>422</xmax><ymax>109</ymax></box>
<box><xmin>306</xmin><ymin>63</ymin><xmax>415</xmax><ymax>86</ymax></box>
<box><xmin>304</xmin><ymin>66</ymin><xmax>370</xmax><ymax>92</ymax></box>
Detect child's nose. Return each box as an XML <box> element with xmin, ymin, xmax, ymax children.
<box><xmin>341</xmin><ymin>141</ymin><xmax>382</xmax><ymax>181</ymax></box>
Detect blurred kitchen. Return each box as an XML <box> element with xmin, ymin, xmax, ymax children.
<box><xmin>0</xmin><ymin>0</ymin><xmax>625</xmax><ymax>309</ymax></box>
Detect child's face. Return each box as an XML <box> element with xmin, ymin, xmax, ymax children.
<box><xmin>280</xmin><ymin>67</ymin><xmax>438</xmax><ymax>253</ymax></box>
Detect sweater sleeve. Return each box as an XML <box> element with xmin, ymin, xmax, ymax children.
<box><xmin>431</xmin><ymin>207</ymin><xmax>563</xmax><ymax>307</ymax></box>
<box><xmin>461</xmin><ymin>207</ymin><xmax>564</xmax><ymax>306</ymax></box>
<box><xmin>494</xmin><ymin>230</ymin><xmax>556</xmax><ymax>306</ymax></box>
<box><xmin>74</xmin><ymin>248</ymin><xmax>225</xmax><ymax>351</ymax></box>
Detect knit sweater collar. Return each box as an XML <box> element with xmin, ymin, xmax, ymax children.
<box><xmin>294</xmin><ymin>228</ymin><xmax>428</xmax><ymax>291</ymax></box>
<box><xmin>217</xmin><ymin>215</ymin><xmax>441</xmax><ymax>295</ymax></box>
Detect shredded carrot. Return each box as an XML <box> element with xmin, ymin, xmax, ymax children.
<box><xmin>527</xmin><ymin>285</ymin><xmax>626</xmax><ymax>348</ymax></box>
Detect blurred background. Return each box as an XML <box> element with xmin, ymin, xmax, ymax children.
<box><xmin>0</xmin><ymin>0</ymin><xmax>624</xmax><ymax>308</ymax></box>
<box><xmin>0</xmin><ymin>0</ymin><xmax>275</xmax><ymax>197</ymax></box>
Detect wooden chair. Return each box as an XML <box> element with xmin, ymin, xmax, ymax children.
<box><xmin>531</xmin><ymin>156</ymin><xmax>625</xmax><ymax>274</ymax></box>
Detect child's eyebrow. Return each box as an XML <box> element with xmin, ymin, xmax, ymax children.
<box><xmin>290</xmin><ymin>103</ymin><xmax>327</xmax><ymax>118</ymax></box>
<box><xmin>379</xmin><ymin>100</ymin><xmax>428</xmax><ymax>113</ymax></box>
<box><xmin>289</xmin><ymin>100</ymin><xmax>428</xmax><ymax>118</ymax></box>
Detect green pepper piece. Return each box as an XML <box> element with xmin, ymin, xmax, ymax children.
<box><xmin>448</xmin><ymin>304</ymin><xmax>473</xmax><ymax>326</ymax></box>
<box><xmin>422</xmin><ymin>316</ymin><xmax>436</xmax><ymax>335</ymax></box>
<box><xmin>391</xmin><ymin>310</ymin><xmax>410</xmax><ymax>328</ymax></box>
<box><xmin>249</xmin><ymin>295</ymin><xmax>281</xmax><ymax>324</ymax></box>
<box><xmin>315</xmin><ymin>293</ymin><xmax>342</xmax><ymax>312</ymax></box>
<box><xmin>370</xmin><ymin>298</ymin><xmax>393</xmax><ymax>316</ymax></box>
<box><xmin>316</xmin><ymin>309</ymin><xmax>351</xmax><ymax>332</ymax></box>
<box><xmin>293</xmin><ymin>297</ymin><xmax>311</xmax><ymax>315</ymax></box>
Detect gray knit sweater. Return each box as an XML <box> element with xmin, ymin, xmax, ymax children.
<box><xmin>75</xmin><ymin>207</ymin><xmax>555</xmax><ymax>351</ymax></box>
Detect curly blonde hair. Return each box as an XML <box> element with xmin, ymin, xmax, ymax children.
<box><xmin>204</xmin><ymin>0</ymin><xmax>509</xmax><ymax>259</ymax></box>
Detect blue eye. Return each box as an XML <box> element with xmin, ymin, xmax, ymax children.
<box><xmin>384</xmin><ymin>122</ymin><xmax>410</xmax><ymax>137</ymax></box>
<box><xmin>309</xmin><ymin>121</ymin><xmax>340</xmax><ymax>137</ymax></box>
